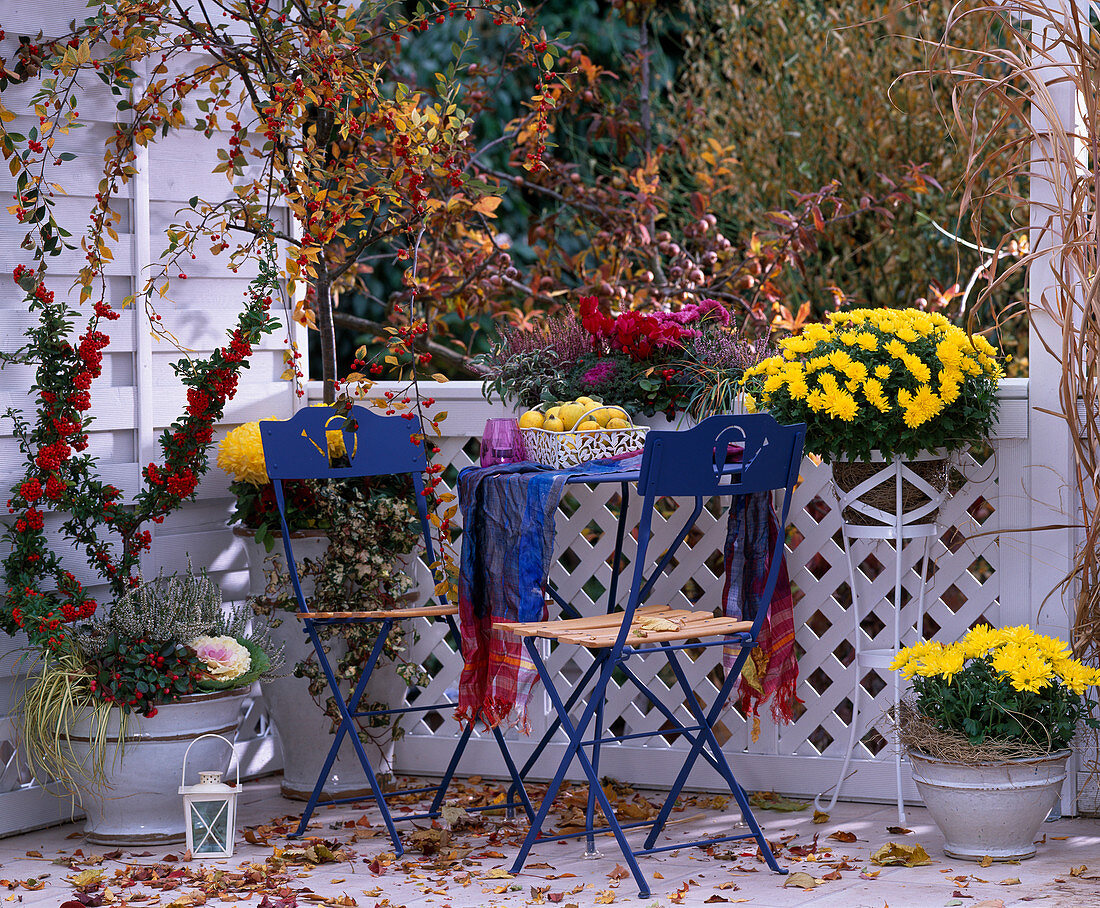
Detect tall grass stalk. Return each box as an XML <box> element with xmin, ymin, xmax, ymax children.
<box><xmin>928</xmin><ymin>1</ymin><xmax>1100</xmax><ymax>658</ymax></box>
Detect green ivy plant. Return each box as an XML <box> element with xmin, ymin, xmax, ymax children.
<box><xmin>252</xmin><ymin>479</ymin><xmax>427</xmax><ymax>746</ymax></box>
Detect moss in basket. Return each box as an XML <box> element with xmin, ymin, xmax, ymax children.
<box><xmin>740</xmin><ymin>308</ymin><xmax>1003</xmax><ymax>462</ymax></box>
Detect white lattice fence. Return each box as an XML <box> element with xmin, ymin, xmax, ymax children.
<box><xmin>316</xmin><ymin>382</ymin><xmax>1032</xmax><ymax>803</ymax></box>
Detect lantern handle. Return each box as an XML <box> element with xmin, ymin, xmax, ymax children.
<box><xmin>181</xmin><ymin>733</ymin><xmax>239</xmax><ymax>789</ymax></box>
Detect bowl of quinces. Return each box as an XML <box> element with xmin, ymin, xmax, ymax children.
<box><xmin>517</xmin><ymin>397</ymin><xmax>649</xmax><ymax>468</ymax></box>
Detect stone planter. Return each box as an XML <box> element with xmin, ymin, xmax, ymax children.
<box><xmin>909</xmin><ymin>748</ymin><xmax>1070</xmax><ymax>861</ymax></box>
<box><xmin>245</xmin><ymin>532</ymin><xmax>415</xmax><ymax>801</ymax></box>
<box><xmin>69</xmin><ymin>689</ymin><xmax>248</xmax><ymax>846</ymax></box>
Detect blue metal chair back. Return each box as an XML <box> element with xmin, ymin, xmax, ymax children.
<box><xmin>258</xmin><ymin>406</ymin><xmax>437</xmax><ymax>614</ymax></box>
<box><xmin>628</xmin><ymin>414</ymin><xmax>805</xmax><ymax>641</ymax></box>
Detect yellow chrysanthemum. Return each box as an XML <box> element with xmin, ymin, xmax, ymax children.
<box><xmin>938</xmin><ymin>369</ymin><xmax>962</xmax><ymax>405</ymax></box>
<box><xmin>862</xmin><ymin>377</ymin><xmax>891</xmax><ymax>413</ymax></box>
<box><xmin>885</xmin><ymin>339</ymin><xmax>908</xmax><ymax>359</ymax></box>
<box><xmin>960</xmin><ymin>624</ymin><xmax>1000</xmax><ymax>659</ymax></box>
<box><xmin>900</xmin><ymin>352</ymin><xmax>932</xmax><ymax>386</ymax></box>
<box><xmin>899</xmin><ymin>384</ymin><xmax>944</xmax><ymax>429</ymax></box>
<box><xmin>842</xmin><ymin>361</ymin><xmax>868</xmax><ymax>384</ymax></box>
<box><xmin>856</xmin><ymin>332</ymin><xmax>879</xmax><ymax>352</ymax></box>
<box><xmin>824</xmin><ymin>389</ymin><xmax>859</xmax><ymax>421</ymax></box>
<box><xmin>217</xmin><ymin>419</ymin><xmax>276</xmax><ymax>485</ymax></box>
<box><xmin>874</xmin><ymin>363</ymin><xmax>892</xmax><ymax>381</ymax></box>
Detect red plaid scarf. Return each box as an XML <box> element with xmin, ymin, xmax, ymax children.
<box><xmin>723</xmin><ymin>492</ymin><xmax>800</xmax><ymax>728</ymax></box>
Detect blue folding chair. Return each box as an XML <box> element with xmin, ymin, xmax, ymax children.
<box><xmin>501</xmin><ymin>414</ymin><xmax>805</xmax><ymax>897</ymax></box>
<box><xmin>259</xmin><ymin>405</ymin><xmax>534</xmax><ymax>852</ymax></box>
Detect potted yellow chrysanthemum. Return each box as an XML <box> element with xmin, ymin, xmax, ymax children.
<box><xmin>891</xmin><ymin>625</ymin><xmax>1100</xmax><ymax>861</ymax></box>
<box><xmin>741</xmin><ymin>308</ymin><xmax>1003</xmax><ymax>527</ymax></box>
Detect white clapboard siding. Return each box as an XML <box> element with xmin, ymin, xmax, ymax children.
<box><xmin>0</xmin><ymin>1</ymin><xmax>301</xmax><ymax>833</ymax></box>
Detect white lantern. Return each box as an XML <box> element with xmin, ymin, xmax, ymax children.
<box><xmin>179</xmin><ymin>733</ymin><xmax>241</xmax><ymax>859</ymax></box>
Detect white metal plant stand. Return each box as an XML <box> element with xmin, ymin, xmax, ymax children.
<box><xmin>815</xmin><ymin>451</ymin><xmax>952</xmax><ymax>823</ymax></box>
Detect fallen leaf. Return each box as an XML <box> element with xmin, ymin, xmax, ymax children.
<box><xmin>1070</xmin><ymin>864</ymin><xmax>1088</xmax><ymax>877</ymax></box>
<box><xmin>972</xmin><ymin>902</ymin><xmax>1005</xmax><ymax>908</ymax></box>
<box><xmin>782</xmin><ymin>872</ymin><xmax>819</xmax><ymax>890</ymax></box>
<box><xmin>70</xmin><ymin>869</ymin><xmax>105</xmax><ymax>887</ymax></box>
<box><xmin>828</xmin><ymin>830</ymin><xmax>857</xmax><ymax>843</ymax></box>
<box><xmin>408</xmin><ymin>828</ymin><xmax>450</xmax><ymax>856</ymax></box>
<box><xmin>979</xmin><ymin>855</ymin><xmax>994</xmax><ymax>868</ymax></box>
<box><xmin>594</xmin><ymin>890</ymin><xmax>615</xmax><ymax>904</ymax></box>
<box><xmin>638</xmin><ymin>615</ymin><xmax>681</xmax><ymax>632</ymax></box>
<box><xmin>812</xmin><ymin>810</ymin><xmax>829</xmax><ymax>824</ymax></box>
<box><xmin>715</xmin><ymin>882</ymin><xmax>739</xmax><ymax>890</ymax></box>
<box><xmin>749</xmin><ymin>791</ymin><xmax>809</xmax><ymax>812</ymax></box>
<box><xmin>483</xmin><ymin>868</ymin><xmax>514</xmax><ymax>879</ymax></box>
<box><xmin>870</xmin><ymin>843</ymin><xmax>932</xmax><ymax>867</ymax></box>
<box><xmin>704</xmin><ymin>898</ymin><xmax>729</xmax><ymax>904</ymax></box>
<box><xmin>24</xmin><ymin>851</ymin><xmax>42</xmax><ymax>858</ymax></box>
<box><xmin>859</xmin><ymin>869</ymin><xmax>881</xmax><ymax>880</ymax></box>
<box><xmin>886</xmin><ymin>826</ymin><xmax>913</xmax><ymax>835</ymax></box>
<box><xmin>999</xmin><ymin>878</ymin><xmax>1021</xmax><ymax>885</ymax></box>
<box><xmin>821</xmin><ymin>870</ymin><xmax>842</xmax><ymax>881</ymax></box>
<box><xmin>607</xmin><ymin>865</ymin><xmax>629</xmax><ymax>881</ymax></box>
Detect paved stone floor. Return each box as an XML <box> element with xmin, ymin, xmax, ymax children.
<box><xmin>1</xmin><ymin>775</ymin><xmax>1099</xmax><ymax>908</ymax></box>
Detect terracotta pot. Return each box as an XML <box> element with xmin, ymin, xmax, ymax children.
<box><xmin>69</xmin><ymin>689</ymin><xmax>248</xmax><ymax>846</ymax></box>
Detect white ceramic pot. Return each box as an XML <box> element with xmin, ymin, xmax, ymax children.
<box><xmin>70</xmin><ymin>689</ymin><xmax>248</xmax><ymax>846</ymax></box>
<box><xmin>909</xmin><ymin>748</ymin><xmax>1070</xmax><ymax>861</ymax></box>
<box><xmin>245</xmin><ymin>533</ymin><xmax>412</xmax><ymax>801</ymax></box>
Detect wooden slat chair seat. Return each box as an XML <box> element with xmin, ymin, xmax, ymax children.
<box><xmin>500</xmin><ymin>606</ymin><xmax>752</xmax><ymax>648</ymax></box>
<box><xmin>507</xmin><ymin>413</ymin><xmax>805</xmax><ymax>899</ymax></box>
<box><xmin>259</xmin><ymin>405</ymin><xmax>533</xmax><ymax>857</ymax></box>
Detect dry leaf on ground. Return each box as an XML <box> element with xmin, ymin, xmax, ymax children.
<box><xmin>782</xmin><ymin>872</ymin><xmax>820</xmax><ymax>890</ymax></box>
<box><xmin>749</xmin><ymin>791</ymin><xmax>809</xmax><ymax>812</ymax></box>
<box><xmin>870</xmin><ymin>843</ymin><xmax>932</xmax><ymax>867</ymax></box>
<box><xmin>828</xmin><ymin>831</ymin><xmax>857</xmax><ymax>843</ymax></box>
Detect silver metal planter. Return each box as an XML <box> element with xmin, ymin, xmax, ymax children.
<box><xmin>909</xmin><ymin>748</ymin><xmax>1069</xmax><ymax>861</ymax></box>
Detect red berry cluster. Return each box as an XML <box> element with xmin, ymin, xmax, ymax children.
<box><xmin>3</xmin><ymin>245</ymin><xmax>278</xmax><ymax>654</ymax></box>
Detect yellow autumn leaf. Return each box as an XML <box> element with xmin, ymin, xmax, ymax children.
<box><xmin>639</xmin><ymin>616</ymin><xmax>682</xmax><ymax>632</ymax></box>
<box><xmin>869</xmin><ymin>842</ymin><xmax>932</xmax><ymax>867</ymax></box>
<box><xmin>69</xmin><ymin>868</ymin><xmax>104</xmax><ymax>887</ymax></box>
<box><xmin>472</xmin><ymin>195</ymin><xmax>503</xmax><ymax>216</ymax></box>
<box><xmin>483</xmin><ymin>868</ymin><xmax>513</xmax><ymax>879</ymax></box>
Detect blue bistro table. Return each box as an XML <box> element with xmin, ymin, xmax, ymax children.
<box><xmin>456</xmin><ymin>415</ymin><xmax>805</xmax><ymax>898</ymax></box>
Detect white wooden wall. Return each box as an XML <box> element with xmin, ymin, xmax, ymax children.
<box><xmin>0</xmin><ymin>1</ymin><xmax>298</xmax><ymax>835</ymax></box>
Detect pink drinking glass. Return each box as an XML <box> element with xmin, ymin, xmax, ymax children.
<box><xmin>480</xmin><ymin>417</ymin><xmax>528</xmax><ymax>467</ymax></box>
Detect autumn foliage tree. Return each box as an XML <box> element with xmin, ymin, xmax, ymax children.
<box><xmin>2</xmin><ymin>0</ymin><xmax>561</xmax><ymax>398</ymax></box>
<box><xmin>0</xmin><ymin>0</ymin><xmax>561</xmax><ymax>645</ymax></box>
